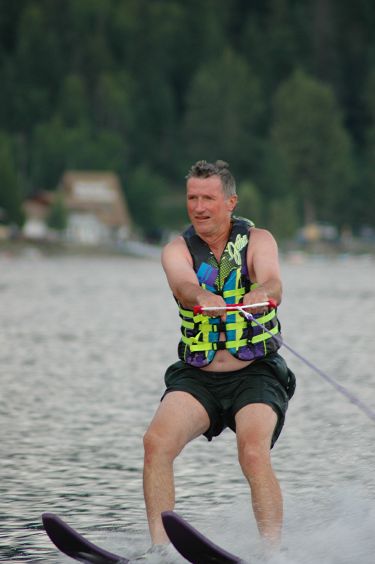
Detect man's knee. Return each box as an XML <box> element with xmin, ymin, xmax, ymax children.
<box><xmin>238</xmin><ymin>442</ymin><xmax>271</xmax><ymax>476</ymax></box>
<box><xmin>143</xmin><ymin>427</ymin><xmax>178</xmax><ymax>464</ymax></box>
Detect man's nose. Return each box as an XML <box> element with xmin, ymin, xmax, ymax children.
<box><xmin>195</xmin><ymin>198</ymin><xmax>205</xmax><ymax>212</ymax></box>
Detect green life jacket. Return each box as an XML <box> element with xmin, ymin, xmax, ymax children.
<box><xmin>177</xmin><ymin>216</ymin><xmax>280</xmax><ymax>367</ymax></box>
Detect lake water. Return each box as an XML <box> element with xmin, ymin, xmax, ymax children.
<box><xmin>1</xmin><ymin>250</ymin><xmax>375</xmax><ymax>563</ymax></box>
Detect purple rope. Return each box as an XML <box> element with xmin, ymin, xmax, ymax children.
<box><xmin>242</xmin><ymin>309</ymin><xmax>375</xmax><ymax>424</ymax></box>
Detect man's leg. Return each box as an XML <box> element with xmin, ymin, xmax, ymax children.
<box><xmin>235</xmin><ymin>403</ymin><xmax>282</xmax><ymax>548</ymax></box>
<box><xmin>143</xmin><ymin>391</ymin><xmax>210</xmax><ymax>545</ymax></box>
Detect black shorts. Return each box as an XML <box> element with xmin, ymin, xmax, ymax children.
<box><xmin>162</xmin><ymin>353</ymin><xmax>295</xmax><ymax>448</ymax></box>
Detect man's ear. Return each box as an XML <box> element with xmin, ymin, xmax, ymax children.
<box><xmin>227</xmin><ymin>194</ymin><xmax>238</xmax><ymax>212</ymax></box>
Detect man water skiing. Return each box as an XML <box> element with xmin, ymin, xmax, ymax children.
<box><xmin>140</xmin><ymin>160</ymin><xmax>295</xmax><ymax>560</ymax></box>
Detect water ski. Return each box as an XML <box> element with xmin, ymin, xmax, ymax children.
<box><xmin>42</xmin><ymin>512</ymin><xmax>128</xmax><ymax>563</ymax></box>
<box><xmin>162</xmin><ymin>511</ymin><xmax>243</xmax><ymax>563</ymax></box>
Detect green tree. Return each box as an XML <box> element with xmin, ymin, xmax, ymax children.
<box><xmin>94</xmin><ymin>71</ymin><xmax>136</xmax><ymax>136</ymax></box>
<box><xmin>271</xmin><ymin>69</ymin><xmax>355</xmax><ymax>227</ymax></box>
<box><xmin>127</xmin><ymin>165</ymin><xmax>169</xmax><ymax>236</ymax></box>
<box><xmin>257</xmin><ymin>142</ymin><xmax>291</xmax><ymax>208</ymax></box>
<box><xmin>30</xmin><ymin>118</ymin><xmax>127</xmax><ymax>189</ymax></box>
<box><xmin>267</xmin><ymin>195</ymin><xmax>299</xmax><ymax>241</ymax></box>
<box><xmin>0</xmin><ymin>131</ymin><xmax>24</xmax><ymax>225</ymax></box>
<box><xmin>183</xmin><ymin>49</ymin><xmax>264</xmax><ymax>178</ymax></box>
<box><xmin>12</xmin><ymin>3</ymin><xmax>63</xmax><ymax>132</ymax></box>
<box><xmin>64</xmin><ymin>0</ymin><xmax>113</xmax><ymax>87</ymax></box>
<box><xmin>236</xmin><ymin>181</ymin><xmax>263</xmax><ymax>226</ymax></box>
<box><xmin>65</xmin><ymin>128</ymin><xmax>127</xmax><ymax>173</ymax></box>
<box><xmin>109</xmin><ymin>0</ymin><xmax>185</xmax><ymax>175</ymax></box>
<box><xmin>47</xmin><ymin>193</ymin><xmax>68</xmax><ymax>232</ymax></box>
<box><xmin>362</xmin><ymin>132</ymin><xmax>375</xmax><ymax>227</ymax></box>
<box><xmin>59</xmin><ymin>74</ymin><xmax>88</xmax><ymax>127</ymax></box>
<box><xmin>361</xmin><ymin>67</ymin><xmax>375</xmax><ymax>227</ymax></box>
<box><xmin>241</xmin><ymin>0</ymin><xmax>306</xmax><ymax>97</ymax></box>
<box><xmin>2</xmin><ymin>0</ymin><xmax>375</xmax><ymax>233</ymax></box>
<box><xmin>30</xmin><ymin>117</ymin><xmax>71</xmax><ymax>189</ymax></box>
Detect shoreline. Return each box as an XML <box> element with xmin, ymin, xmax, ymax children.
<box><xmin>0</xmin><ymin>237</ymin><xmax>374</xmax><ymax>261</ymax></box>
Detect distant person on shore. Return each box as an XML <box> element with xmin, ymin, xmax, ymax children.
<box><xmin>139</xmin><ymin>160</ymin><xmax>296</xmax><ymax>560</ymax></box>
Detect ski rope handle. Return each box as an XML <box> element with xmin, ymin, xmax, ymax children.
<box><xmin>194</xmin><ymin>302</ymin><xmax>375</xmax><ymax>423</ymax></box>
<box><xmin>193</xmin><ymin>299</ymin><xmax>277</xmax><ymax>315</ymax></box>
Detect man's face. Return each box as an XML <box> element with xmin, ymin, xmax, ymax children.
<box><xmin>186</xmin><ymin>175</ymin><xmax>237</xmax><ymax>238</ymax></box>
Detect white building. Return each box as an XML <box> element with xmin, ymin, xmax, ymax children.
<box><xmin>59</xmin><ymin>171</ymin><xmax>132</xmax><ymax>245</ymax></box>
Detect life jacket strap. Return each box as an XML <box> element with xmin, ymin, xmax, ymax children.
<box><xmin>181</xmin><ymin>335</ymin><xmax>248</xmax><ymax>352</ymax></box>
<box><xmin>180</xmin><ymin>319</ymin><xmax>279</xmax><ymax>352</ymax></box>
<box><xmin>180</xmin><ymin>318</ymin><xmax>248</xmax><ymax>332</ymax></box>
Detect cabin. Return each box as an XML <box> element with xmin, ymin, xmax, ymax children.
<box><xmin>58</xmin><ymin>171</ymin><xmax>131</xmax><ymax>245</ymax></box>
<box><xmin>23</xmin><ymin>191</ymin><xmax>54</xmax><ymax>240</ymax></box>
<box><xmin>22</xmin><ymin>171</ymin><xmax>132</xmax><ymax>245</ymax></box>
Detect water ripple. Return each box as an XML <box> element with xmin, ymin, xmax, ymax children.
<box><xmin>1</xmin><ymin>254</ymin><xmax>375</xmax><ymax>562</ymax></box>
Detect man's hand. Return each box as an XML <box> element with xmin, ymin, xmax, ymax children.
<box><xmin>196</xmin><ymin>291</ymin><xmax>227</xmax><ymax>320</ymax></box>
<box><xmin>242</xmin><ymin>286</ymin><xmax>274</xmax><ymax>315</ymax></box>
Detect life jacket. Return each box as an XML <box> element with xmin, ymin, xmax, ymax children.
<box><xmin>177</xmin><ymin>216</ymin><xmax>281</xmax><ymax>367</ymax></box>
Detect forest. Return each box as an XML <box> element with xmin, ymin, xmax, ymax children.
<box><xmin>0</xmin><ymin>0</ymin><xmax>375</xmax><ymax>241</ymax></box>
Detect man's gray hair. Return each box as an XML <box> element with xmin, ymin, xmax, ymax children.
<box><xmin>186</xmin><ymin>160</ymin><xmax>236</xmax><ymax>198</ymax></box>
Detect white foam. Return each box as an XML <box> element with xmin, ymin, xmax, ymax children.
<box><xmin>202</xmin><ymin>485</ymin><xmax>375</xmax><ymax>563</ymax></box>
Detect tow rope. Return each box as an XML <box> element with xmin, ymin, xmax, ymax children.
<box><xmin>194</xmin><ymin>301</ymin><xmax>375</xmax><ymax>423</ymax></box>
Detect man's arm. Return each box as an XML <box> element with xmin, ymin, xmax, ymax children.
<box><xmin>244</xmin><ymin>228</ymin><xmax>282</xmax><ymax>309</ymax></box>
<box><xmin>162</xmin><ymin>237</ymin><xmax>227</xmax><ymax>316</ymax></box>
